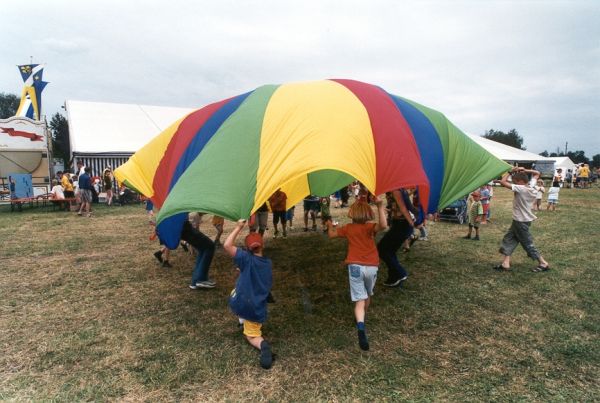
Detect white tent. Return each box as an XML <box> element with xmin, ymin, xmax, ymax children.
<box><xmin>552</xmin><ymin>156</ymin><xmax>577</xmax><ymax>173</ymax></box>
<box><xmin>65</xmin><ymin>100</ymin><xmax>194</xmax><ymax>176</ymax></box>
<box><xmin>66</xmin><ymin>100</ymin><xmax>194</xmax><ymax>154</ymax></box>
<box><xmin>467</xmin><ymin>134</ymin><xmax>553</xmax><ymax>163</ymax></box>
<box><xmin>467</xmin><ymin>135</ymin><xmax>555</xmax><ymax>176</ymax></box>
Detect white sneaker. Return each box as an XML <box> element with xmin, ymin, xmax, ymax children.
<box><xmin>195</xmin><ymin>281</ymin><xmax>216</xmax><ymax>289</ymax></box>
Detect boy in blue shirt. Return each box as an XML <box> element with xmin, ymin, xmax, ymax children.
<box><xmin>224</xmin><ymin>220</ymin><xmax>274</xmax><ymax>369</ymax></box>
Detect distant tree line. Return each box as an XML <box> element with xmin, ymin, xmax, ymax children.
<box><xmin>482</xmin><ymin>128</ymin><xmax>599</xmax><ymax>167</ymax></box>
<box><xmin>539</xmin><ymin>149</ymin><xmax>600</xmax><ymax>167</ymax></box>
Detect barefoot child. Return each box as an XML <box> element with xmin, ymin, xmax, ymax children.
<box><xmin>224</xmin><ymin>220</ymin><xmax>274</xmax><ymax>369</ymax></box>
<box><xmin>326</xmin><ymin>195</ymin><xmax>387</xmax><ymax>351</ymax></box>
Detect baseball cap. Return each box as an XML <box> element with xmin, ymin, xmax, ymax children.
<box><xmin>245</xmin><ymin>232</ymin><xmax>263</xmax><ymax>251</ymax></box>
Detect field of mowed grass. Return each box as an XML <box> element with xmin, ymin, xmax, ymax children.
<box><xmin>1</xmin><ymin>186</ymin><xmax>599</xmax><ymax>401</ymax></box>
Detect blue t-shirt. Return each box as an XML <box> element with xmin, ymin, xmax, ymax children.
<box><xmin>229</xmin><ymin>249</ymin><xmax>273</xmax><ymax>323</ymax></box>
<box><xmin>78</xmin><ymin>173</ymin><xmax>92</xmax><ymax>190</ymax></box>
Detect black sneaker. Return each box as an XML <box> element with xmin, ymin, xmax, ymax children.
<box><xmin>384</xmin><ymin>275</ymin><xmax>408</xmax><ymax>287</ymax></box>
<box><xmin>383</xmin><ymin>277</ymin><xmax>400</xmax><ymax>287</ymax></box>
<box><xmin>473</xmin><ymin>235</ymin><xmax>480</xmax><ymax>241</ymax></box>
<box><xmin>463</xmin><ymin>235</ymin><xmax>471</xmax><ymax>239</ymax></box>
<box><xmin>358</xmin><ymin>329</ymin><xmax>369</xmax><ymax>351</ymax></box>
<box><xmin>180</xmin><ymin>242</ymin><xmax>189</xmax><ymax>252</ymax></box>
<box><xmin>259</xmin><ymin>340</ymin><xmax>273</xmax><ymax>369</ymax></box>
<box><xmin>162</xmin><ymin>260</ymin><xmax>172</xmax><ymax>268</ymax></box>
<box><xmin>153</xmin><ymin>250</ymin><xmax>163</xmax><ymax>263</ymax></box>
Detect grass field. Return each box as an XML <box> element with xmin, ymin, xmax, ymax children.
<box><xmin>1</xmin><ymin>186</ymin><xmax>599</xmax><ymax>401</ymax></box>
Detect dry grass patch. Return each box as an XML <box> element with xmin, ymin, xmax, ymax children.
<box><xmin>1</xmin><ymin>188</ymin><xmax>599</xmax><ymax>401</ymax></box>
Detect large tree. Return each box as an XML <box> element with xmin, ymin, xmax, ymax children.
<box><xmin>592</xmin><ymin>154</ymin><xmax>600</xmax><ymax>168</ymax></box>
<box><xmin>566</xmin><ymin>150</ymin><xmax>589</xmax><ymax>164</ymax></box>
<box><xmin>49</xmin><ymin>112</ymin><xmax>70</xmax><ymax>164</ymax></box>
<box><xmin>0</xmin><ymin>92</ymin><xmax>20</xmax><ymax>119</ymax></box>
<box><xmin>483</xmin><ymin>129</ymin><xmax>525</xmax><ymax>150</ymax></box>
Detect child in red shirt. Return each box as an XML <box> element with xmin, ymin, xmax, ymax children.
<box><xmin>326</xmin><ymin>195</ymin><xmax>387</xmax><ymax>351</ymax></box>
<box><xmin>268</xmin><ymin>189</ymin><xmax>287</xmax><ymax>238</ymax></box>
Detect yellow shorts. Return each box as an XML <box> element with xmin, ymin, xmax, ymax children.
<box><xmin>243</xmin><ymin>320</ymin><xmax>262</xmax><ymax>338</ymax></box>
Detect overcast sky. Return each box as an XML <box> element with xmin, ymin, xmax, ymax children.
<box><xmin>1</xmin><ymin>0</ymin><xmax>599</xmax><ymax>155</ymax></box>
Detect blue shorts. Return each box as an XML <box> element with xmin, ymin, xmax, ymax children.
<box><xmin>303</xmin><ymin>200</ymin><xmax>319</xmax><ymax>212</ymax></box>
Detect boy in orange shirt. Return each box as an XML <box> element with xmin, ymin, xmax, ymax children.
<box><xmin>268</xmin><ymin>189</ymin><xmax>287</xmax><ymax>238</ymax></box>
<box><xmin>326</xmin><ymin>195</ymin><xmax>387</xmax><ymax>351</ymax></box>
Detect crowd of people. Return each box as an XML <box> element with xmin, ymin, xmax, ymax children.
<box><xmin>48</xmin><ymin>161</ymin><xmax>121</xmax><ymax>214</ymax></box>
<box><xmin>560</xmin><ymin>163</ymin><xmax>596</xmax><ymax>189</ymax></box>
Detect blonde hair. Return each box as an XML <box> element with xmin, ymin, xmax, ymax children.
<box><xmin>348</xmin><ymin>200</ymin><xmax>374</xmax><ymax>224</ymax></box>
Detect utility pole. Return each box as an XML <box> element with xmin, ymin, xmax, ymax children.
<box><xmin>565</xmin><ymin>141</ymin><xmax>568</xmax><ymax>155</ymax></box>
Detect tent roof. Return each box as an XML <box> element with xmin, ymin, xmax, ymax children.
<box><xmin>553</xmin><ymin>156</ymin><xmax>577</xmax><ymax>170</ymax></box>
<box><xmin>467</xmin><ymin>134</ymin><xmax>553</xmax><ymax>163</ymax></box>
<box><xmin>66</xmin><ymin>100</ymin><xmax>195</xmax><ymax>154</ymax></box>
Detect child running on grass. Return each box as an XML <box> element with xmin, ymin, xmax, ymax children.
<box><xmin>325</xmin><ymin>195</ymin><xmax>387</xmax><ymax>351</ymax></box>
<box><xmin>224</xmin><ymin>220</ymin><xmax>274</xmax><ymax>369</ymax></box>
<box><xmin>495</xmin><ymin>167</ymin><xmax>550</xmax><ymax>272</ymax></box>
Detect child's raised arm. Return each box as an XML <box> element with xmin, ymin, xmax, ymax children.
<box><xmin>499</xmin><ymin>169</ymin><xmax>514</xmax><ymax>189</ymax></box>
<box><xmin>224</xmin><ymin>219</ymin><xmax>246</xmax><ymax>257</ymax></box>
<box><xmin>326</xmin><ymin>219</ymin><xmax>338</xmax><ymax>238</ymax></box>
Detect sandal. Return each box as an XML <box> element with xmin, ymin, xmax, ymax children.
<box><xmin>532</xmin><ymin>265</ymin><xmax>550</xmax><ymax>272</ymax></box>
<box><xmin>493</xmin><ymin>264</ymin><xmax>511</xmax><ymax>272</ymax></box>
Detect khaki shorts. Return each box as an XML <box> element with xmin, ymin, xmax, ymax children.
<box><xmin>80</xmin><ymin>189</ymin><xmax>92</xmax><ymax>203</ymax></box>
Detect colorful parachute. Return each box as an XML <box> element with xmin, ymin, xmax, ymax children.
<box><xmin>115</xmin><ymin>79</ymin><xmax>510</xmax><ymax>248</ymax></box>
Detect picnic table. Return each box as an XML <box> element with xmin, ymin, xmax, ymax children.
<box><xmin>0</xmin><ymin>194</ymin><xmax>77</xmax><ymax>212</ymax></box>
